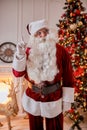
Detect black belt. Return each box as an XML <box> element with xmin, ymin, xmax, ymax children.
<box><xmin>32</xmin><ymin>82</ymin><xmax>61</xmax><ymax>96</ymax></box>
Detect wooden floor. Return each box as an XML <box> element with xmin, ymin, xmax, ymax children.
<box><xmin>0</xmin><ymin>114</ymin><xmax>29</xmax><ymax>130</ymax></box>
<box><xmin>0</xmin><ymin>112</ymin><xmax>87</xmax><ymax>130</ymax></box>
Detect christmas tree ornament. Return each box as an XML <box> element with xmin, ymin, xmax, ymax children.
<box><xmin>75</xmin><ymin>9</ymin><xmax>80</xmax><ymax>15</ymax></box>
<box><xmin>70</xmin><ymin>23</ymin><xmax>77</xmax><ymax>31</ymax></box>
<box><xmin>84</xmin><ymin>37</ymin><xmax>87</xmax><ymax>42</ymax></box>
<box><xmin>77</xmin><ymin>21</ymin><xmax>83</xmax><ymax>27</ymax></box>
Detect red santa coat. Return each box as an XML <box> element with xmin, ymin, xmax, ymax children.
<box><xmin>12</xmin><ymin>43</ymin><xmax>74</xmax><ymax>118</ymax></box>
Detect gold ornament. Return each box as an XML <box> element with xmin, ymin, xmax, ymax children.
<box><xmin>84</xmin><ymin>49</ymin><xmax>87</xmax><ymax>60</ymax></box>
<box><xmin>83</xmin><ymin>102</ymin><xmax>86</xmax><ymax>107</ymax></box>
<box><xmin>84</xmin><ymin>37</ymin><xmax>87</xmax><ymax>42</ymax></box>
<box><xmin>70</xmin><ymin>12</ymin><xmax>73</xmax><ymax>17</ymax></box>
<box><xmin>77</xmin><ymin>21</ymin><xmax>83</xmax><ymax>27</ymax></box>
<box><xmin>70</xmin><ymin>23</ymin><xmax>77</xmax><ymax>31</ymax></box>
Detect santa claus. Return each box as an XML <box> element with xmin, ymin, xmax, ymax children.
<box><xmin>12</xmin><ymin>19</ymin><xmax>74</xmax><ymax>130</ymax></box>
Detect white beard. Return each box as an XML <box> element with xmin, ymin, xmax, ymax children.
<box><xmin>27</xmin><ymin>33</ymin><xmax>59</xmax><ymax>84</ymax></box>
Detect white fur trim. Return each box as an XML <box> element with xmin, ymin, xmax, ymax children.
<box><xmin>63</xmin><ymin>102</ymin><xmax>71</xmax><ymax>112</ymax></box>
<box><xmin>29</xmin><ymin>19</ymin><xmax>48</xmax><ymax>35</ymax></box>
<box><xmin>12</xmin><ymin>53</ymin><xmax>26</xmax><ymax>71</ymax></box>
<box><xmin>22</xmin><ymin>92</ymin><xmax>62</xmax><ymax>118</ymax></box>
<box><xmin>63</xmin><ymin>87</ymin><xmax>74</xmax><ymax>102</ymax></box>
<box><xmin>40</xmin><ymin>98</ymin><xmax>62</xmax><ymax>118</ymax></box>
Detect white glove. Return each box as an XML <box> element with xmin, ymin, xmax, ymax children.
<box><xmin>16</xmin><ymin>39</ymin><xmax>27</xmax><ymax>55</ymax></box>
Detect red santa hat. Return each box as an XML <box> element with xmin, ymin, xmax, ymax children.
<box><xmin>27</xmin><ymin>19</ymin><xmax>48</xmax><ymax>35</ymax></box>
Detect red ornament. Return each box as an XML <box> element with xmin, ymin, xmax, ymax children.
<box><xmin>61</xmin><ymin>13</ymin><xmax>66</xmax><ymax>18</ymax></box>
<box><xmin>58</xmin><ymin>29</ymin><xmax>64</xmax><ymax>36</ymax></box>
<box><xmin>75</xmin><ymin>56</ymin><xmax>80</xmax><ymax>61</ymax></box>
<box><xmin>77</xmin><ymin>31</ymin><xmax>81</xmax><ymax>40</ymax></box>
<box><xmin>74</xmin><ymin>86</ymin><xmax>80</xmax><ymax>93</ymax></box>
<box><xmin>68</xmin><ymin>108</ymin><xmax>74</xmax><ymax>113</ymax></box>
<box><xmin>73</xmin><ymin>67</ymin><xmax>84</xmax><ymax>77</ymax></box>
<box><xmin>66</xmin><ymin>46</ymin><xmax>75</xmax><ymax>54</ymax></box>
<box><xmin>75</xmin><ymin>10</ymin><xmax>80</xmax><ymax>15</ymax></box>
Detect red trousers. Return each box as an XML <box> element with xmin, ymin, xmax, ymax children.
<box><xmin>28</xmin><ymin>113</ymin><xmax>63</xmax><ymax>130</ymax></box>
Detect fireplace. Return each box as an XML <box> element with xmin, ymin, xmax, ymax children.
<box><xmin>0</xmin><ymin>66</ymin><xmax>18</xmax><ymax>130</ymax></box>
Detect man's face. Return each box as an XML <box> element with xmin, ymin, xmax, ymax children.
<box><xmin>34</xmin><ymin>28</ymin><xmax>49</xmax><ymax>38</ymax></box>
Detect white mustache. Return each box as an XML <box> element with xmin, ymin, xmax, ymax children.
<box><xmin>39</xmin><ymin>37</ymin><xmax>46</xmax><ymax>43</ymax></box>
<box><xmin>27</xmin><ymin>32</ymin><xmax>58</xmax><ymax>48</ymax></box>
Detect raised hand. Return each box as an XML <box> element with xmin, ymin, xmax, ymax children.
<box><xmin>17</xmin><ymin>38</ymin><xmax>27</xmax><ymax>55</ymax></box>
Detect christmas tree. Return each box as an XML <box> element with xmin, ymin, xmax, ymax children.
<box><xmin>56</xmin><ymin>0</ymin><xmax>87</xmax><ymax>129</ymax></box>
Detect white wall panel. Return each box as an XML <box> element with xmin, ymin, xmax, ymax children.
<box><xmin>0</xmin><ymin>0</ymin><xmax>18</xmax><ymax>44</ymax></box>
<box><xmin>22</xmin><ymin>0</ymin><xmax>34</xmax><ymax>42</ymax></box>
<box><xmin>33</xmin><ymin>0</ymin><xmax>46</xmax><ymax>20</ymax></box>
<box><xmin>48</xmin><ymin>0</ymin><xmax>65</xmax><ymax>29</ymax></box>
<box><xmin>22</xmin><ymin>0</ymin><xmax>47</xmax><ymax>43</ymax></box>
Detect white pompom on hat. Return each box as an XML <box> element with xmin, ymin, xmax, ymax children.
<box><xmin>28</xmin><ymin>19</ymin><xmax>48</xmax><ymax>35</ymax></box>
